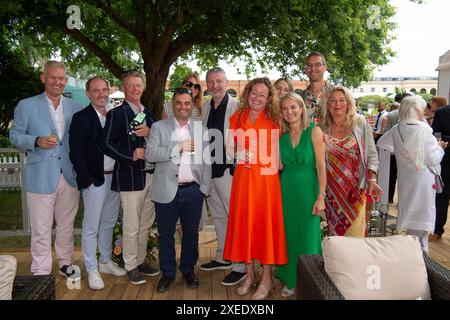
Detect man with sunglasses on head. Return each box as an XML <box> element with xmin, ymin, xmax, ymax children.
<box><xmin>100</xmin><ymin>71</ymin><xmax>160</xmax><ymax>286</ymax></box>
<box><xmin>300</xmin><ymin>52</ymin><xmax>332</xmax><ymax>123</ymax></box>
<box><xmin>200</xmin><ymin>67</ymin><xmax>247</xmax><ymax>286</ymax></box>
<box><xmin>146</xmin><ymin>87</ymin><xmax>211</xmax><ymax>292</ymax></box>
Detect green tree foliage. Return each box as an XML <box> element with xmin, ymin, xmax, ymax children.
<box><xmin>0</xmin><ymin>34</ymin><xmax>42</xmax><ymax>137</ymax></box>
<box><xmin>2</xmin><ymin>0</ymin><xmax>397</xmax><ymax>118</ymax></box>
<box><xmin>357</xmin><ymin>95</ymin><xmax>391</xmax><ymax>113</ymax></box>
<box><xmin>168</xmin><ymin>64</ymin><xmax>194</xmax><ymax>91</ymax></box>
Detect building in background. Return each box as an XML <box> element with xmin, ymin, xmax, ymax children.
<box><xmin>437</xmin><ymin>50</ymin><xmax>450</xmax><ymax>102</ymax></box>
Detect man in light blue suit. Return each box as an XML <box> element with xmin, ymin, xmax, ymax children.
<box><xmin>9</xmin><ymin>61</ymin><xmax>83</xmax><ymax>279</ymax></box>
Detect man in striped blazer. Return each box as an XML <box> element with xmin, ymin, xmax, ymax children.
<box><xmin>100</xmin><ymin>71</ymin><xmax>159</xmax><ymax>285</ymax></box>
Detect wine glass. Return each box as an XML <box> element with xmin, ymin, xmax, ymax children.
<box><xmin>49</xmin><ymin>130</ymin><xmax>58</xmax><ymax>157</ymax></box>
<box><xmin>435</xmin><ymin>132</ymin><xmax>442</xmax><ymax>142</ymax></box>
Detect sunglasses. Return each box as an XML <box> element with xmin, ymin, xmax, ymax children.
<box><xmin>183</xmin><ymin>81</ymin><xmax>201</xmax><ymax>90</ymax></box>
<box><xmin>174</xmin><ymin>87</ymin><xmax>193</xmax><ymax>95</ymax></box>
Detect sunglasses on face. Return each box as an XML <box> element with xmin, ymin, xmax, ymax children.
<box><xmin>183</xmin><ymin>81</ymin><xmax>201</xmax><ymax>90</ymax></box>
<box><xmin>174</xmin><ymin>87</ymin><xmax>193</xmax><ymax>95</ymax></box>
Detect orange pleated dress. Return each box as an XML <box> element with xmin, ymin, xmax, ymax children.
<box><xmin>223</xmin><ymin>108</ymin><xmax>288</xmax><ymax>265</ymax></box>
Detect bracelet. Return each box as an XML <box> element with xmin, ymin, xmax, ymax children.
<box><xmin>319</xmin><ymin>191</ymin><xmax>326</xmax><ymax>198</ymax></box>
<box><xmin>368</xmin><ymin>178</ymin><xmax>377</xmax><ymax>182</ymax></box>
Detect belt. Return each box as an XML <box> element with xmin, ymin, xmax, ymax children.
<box><xmin>143</xmin><ymin>168</ymin><xmax>155</xmax><ymax>174</ymax></box>
<box><xmin>178</xmin><ymin>181</ymin><xmax>196</xmax><ymax>188</ymax></box>
<box><xmin>104</xmin><ymin>170</ymin><xmax>113</xmax><ymax>174</ymax></box>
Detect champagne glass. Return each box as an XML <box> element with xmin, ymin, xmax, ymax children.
<box><xmin>435</xmin><ymin>132</ymin><xmax>442</xmax><ymax>142</ymax></box>
<box><xmin>49</xmin><ymin>130</ymin><xmax>58</xmax><ymax>157</ymax></box>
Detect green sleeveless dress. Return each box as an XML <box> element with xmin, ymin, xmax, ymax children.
<box><xmin>275</xmin><ymin>124</ymin><xmax>322</xmax><ymax>290</ymax></box>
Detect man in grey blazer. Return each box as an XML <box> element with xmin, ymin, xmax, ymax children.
<box><xmin>199</xmin><ymin>67</ymin><xmax>246</xmax><ymax>286</ymax></box>
<box><xmin>9</xmin><ymin>61</ymin><xmax>82</xmax><ymax>278</ymax></box>
<box><xmin>146</xmin><ymin>87</ymin><xmax>211</xmax><ymax>292</ymax></box>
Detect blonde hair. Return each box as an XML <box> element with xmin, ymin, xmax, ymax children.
<box><xmin>280</xmin><ymin>92</ymin><xmax>308</xmax><ymax>133</ymax></box>
<box><xmin>320</xmin><ymin>86</ymin><xmax>357</xmax><ymax>134</ymax></box>
<box><xmin>183</xmin><ymin>73</ymin><xmax>203</xmax><ymax>111</ymax></box>
<box><xmin>43</xmin><ymin>61</ymin><xmax>66</xmax><ymax>76</ymax></box>
<box><xmin>238</xmin><ymin>77</ymin><xmax>280</xmax><ymax>125</ymax></box>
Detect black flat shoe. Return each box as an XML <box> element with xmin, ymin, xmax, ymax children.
<box><xmin>156</xmin><ymin>275</ymin><xmax>175</xmax><ymax>292</ymax></box>
<box><xmin>183</xmin><ymin>272</ymin><xmax>199</xmax><ymax>289</ymax></box>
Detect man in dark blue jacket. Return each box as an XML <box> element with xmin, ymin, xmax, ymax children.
<box><xmin>100</xmin><ymin>71</ymin><xmax>159</xmax><ymax>285</ymax></box>
<box><xmin>69</xmin><ymin>76</ymin><xmax>128</xmax><ymax>290</ymax></box>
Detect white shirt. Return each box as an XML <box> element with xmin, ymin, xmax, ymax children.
<box><xmin>174</xmin><ymin>118</ymin><xmax>195</xmax><ymax>184</ymax></box>
<box><xmin>45</xmin><ymin>94</ymin><xmax>65</xmax><ymax>140</ymax></box>
<box><xmin>94</xmin><ymin>107</ymin><xmax>115</xmax><ymax>172</ymax></box>
<box><xmin>374</xmin><ymin>110</ymin><xmax>388</xmax><ymax>134</ymax></box>
<box><xmin>126</xmin><ymin>100</ymin><xmax>144</xmax><ymax>114</ymax></box>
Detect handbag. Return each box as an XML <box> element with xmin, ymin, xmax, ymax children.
<box><xmin>428</xmin><ymin>167</ymin><xmax>444</xmax><ymax>194</ymax></box>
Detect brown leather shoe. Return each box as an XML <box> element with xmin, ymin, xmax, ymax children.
<box><xmin>428</xmin><ymin>234</ymin><xmax>442</xmax><ymax>242</ymax></box>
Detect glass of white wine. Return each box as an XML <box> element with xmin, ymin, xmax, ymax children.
<box><xmin>49</xmin><ymin>130</ymin><xmax>58</xmax><ymax>157</ymax></box>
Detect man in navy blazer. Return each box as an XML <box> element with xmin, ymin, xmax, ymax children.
<box><xmin>431</xmin><ymin>104</ymin><xmax>450</xmax><ymax>240</ymax></box>
<box><xmin>100</xmin><ymin>71</ymin><xmax>160</xmax><ymax>285</ymax></box>
<box><xmin>9</xmin><ymin>61</ymin><xmax>82</xmax><ymax>278</ymax></box>
<box><xmin>69</xmin><ymin>77</ymin><xmax>127</xmax><ymax>290</ymax></box>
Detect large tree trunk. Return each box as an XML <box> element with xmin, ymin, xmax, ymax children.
<box><xmin>141</xmin><ymin>63</ymin><xmax>170</xmax><ymax>120</ymax></box>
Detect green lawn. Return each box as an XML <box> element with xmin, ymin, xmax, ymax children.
<box><xmin>0</xmin><ymin>190</ymin><xmax>84</xmax><ymax>231</ymax></box>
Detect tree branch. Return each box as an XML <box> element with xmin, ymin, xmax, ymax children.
<box><xmin>63</xmin><ymin>27</ymin><xmax>125</xmax><ymax>78</ymax></box>
<box><xmin>92</xmin><ymin>0</ymin><xmax>137</xmax><ymax>36</ymax></box>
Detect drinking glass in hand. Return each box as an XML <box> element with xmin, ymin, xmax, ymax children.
<box><xmin>435</xmin><ymin>132</ymin><xmax>442</xmax><ymax>142</ymax></box>
<box><xmin>49</xmin><ymin>130</ymin><xmax>58</xmax><ymax>157</ymax></box>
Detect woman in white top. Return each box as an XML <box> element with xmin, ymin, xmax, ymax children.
<box><xmin>377</xmin><ymin>96</ymin><xmax>447</xmax><ymax>253</ymax></box>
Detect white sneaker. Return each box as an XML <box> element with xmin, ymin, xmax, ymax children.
<box><xmin>280</xmin><ymin>285</ymin><xmax>296</xmax><ymax>298</ymax></box>
<box><xmin>88</xmin><ymin>270</ymin><xmax>105</xmax><ymax>290</ymax></box>
<box><xmin>99</xmin><ymin>261</ymin><xmax>127</xmax><ymax>276</ymax></box>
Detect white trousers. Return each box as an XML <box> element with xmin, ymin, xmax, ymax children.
<box><xmin>81</xmin><ymin>174</ymin><xmax>120</xmax><ymax>272</ymax></box>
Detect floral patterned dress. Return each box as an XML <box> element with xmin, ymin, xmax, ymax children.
<box><xmin>325</xmin><ymin>134</ymin><xmax>366</xmax><ymax>236</ymax></box>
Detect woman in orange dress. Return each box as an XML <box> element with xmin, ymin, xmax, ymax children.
<box><xmin>223</xmin><ymin>77</ymin><xmax>287</xmax><ymax>300</ymax></box>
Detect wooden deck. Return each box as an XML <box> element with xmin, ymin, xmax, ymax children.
<box><xmin>2</xmin><ymin>218</ymin><xmax>450</xmax><ymax>300</ymax></box>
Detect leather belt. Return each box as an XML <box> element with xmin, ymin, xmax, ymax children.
<box><xmin>178</xmin><ymin>181</ymin><xmax>196</xmax><ymax>188</ymax></box>
<box><xmin>143</xmin><ymin>169</ymin><xmax>155</xmax><ymax>174</ymax></box>
<box><xmin>104</xmin><ymin>170</ymin><xmax>113</xmax><ymax>174</ymax></box>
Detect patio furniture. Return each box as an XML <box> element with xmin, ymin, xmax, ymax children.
<box><xmin>12</xmin><ymin>275</ymin><xmax>55</xmax><ymax>300</ymax></box>
<box><xmin>297</xmin><ymin>254</ymin><xmax>450</xmax><ymax>300</ymax></box>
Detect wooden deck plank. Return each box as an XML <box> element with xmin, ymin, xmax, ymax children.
<box><xmin>210</xmin><ymin>248</ymin><xmax>228</xmax><ymax>300</ymax></box>
<box><xmin>197</xmin><ymin>247</ymin><xmax>212</xmax><ymax>300</ymax></box>
<box><xmin>91</xmin><ymin>274</ymin><xmax>116</xmax><ymax>300</ymax></box>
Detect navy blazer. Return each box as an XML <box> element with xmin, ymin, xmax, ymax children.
<box><xmin>69</xmin><ymin>104</ymin><xmax>106</xmax><ymax>190</ymax></box>
<box><xmin>100</xmin><ymin>100</ymin><xmax>155</xmax><ymax>192</ymax></box>
<box><xmin>432</xmin><ymin>104</ymin><xmax>450</xmax><ymax>178</ymax></box>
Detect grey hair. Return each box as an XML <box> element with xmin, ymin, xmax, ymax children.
<box><xmin>399</xmin><ymin>96</ymin><xmax>427</xmax><ymax>122</ymax></box>
<box><xmin>206</xmin><ymin>67</ymin><xmax>227</xmax><ymax>82</ymax></box>
<box><xmin>43</xmin><ymin>61</ymin><xmax>66</xmax><ymax>75</ymax></box>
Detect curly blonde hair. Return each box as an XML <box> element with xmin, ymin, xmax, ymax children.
<box><xmin>320</xmin><ymin>86</ymin><xmax>357</xmax><ymax>134</ymax></box>
<box><xmin>237</xmin><ymin>77</ymin><xmax>280</xmax><ymax>125</ymax></box>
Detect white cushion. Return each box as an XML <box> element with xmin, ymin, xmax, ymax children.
<box><xmin>322</xmin><ymin>235</ymin><xmax>431</xmax><ymax>300</ymax></box>
<box><xmin>0</xmin><ymin>255</ymin><xmax>17</xmax><ymax>300</ymax></box>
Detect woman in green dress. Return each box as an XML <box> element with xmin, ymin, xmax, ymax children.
<box><xmin>276</xmin><ymin>92</ymin><xmax>327</xmax><ymax>297</ymax></box>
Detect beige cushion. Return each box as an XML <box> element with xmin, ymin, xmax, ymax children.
<box><xmin>322</xmin><ymin>235</ymin><xmax>431</xmax><ymax>300</ymax></box>
<box><xmin>0</xmin><ymin>255</ymin><xmax>17</xmax><ymax>300</ymax></box>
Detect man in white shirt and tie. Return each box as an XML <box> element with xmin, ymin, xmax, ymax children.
<box><xmin>373</xmin><ymin>101</ymin><xmax>388</xmax><ymax>143</ymax></box>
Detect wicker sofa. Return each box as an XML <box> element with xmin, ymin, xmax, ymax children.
<box><xmin>12</xmin><ymin>274</ymin><xmax>55</xmax><ymax>300</ymax></box>
<box><xmin>297</xmin><ymin>254</ymin><xmax>450</xmax><ymax>300</ymax></box>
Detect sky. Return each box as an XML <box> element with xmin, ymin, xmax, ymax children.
<box><xmin>190</xmin><ymin>0</ymin><xmax>450</xmax><ymax>80</ymax></box>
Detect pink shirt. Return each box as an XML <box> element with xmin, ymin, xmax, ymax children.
<box><xmin>174</xmin><ymin>119</ymin><xmax>195</xmax><ymax>184</ymax></box>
